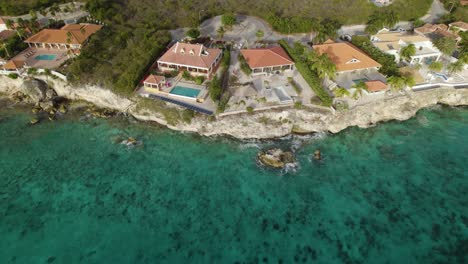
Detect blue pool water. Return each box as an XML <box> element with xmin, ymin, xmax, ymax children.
<box><xmin>0</xmin><ymin>104</ymin><xmax>467</xmax><ymax>263</ymax></box>
<box><xmin>170</xmin><ymin>86</ymin><xmax>200</xmax><ymax>98</ymax></box>
<box><xmin>35</xmin><ymin>54</ymin><xmax>57</xmax><ymax>61</ymax></box>
<box><xmin>352</xmin><ymin>78</ymin><xmax>369</xmax><ymax>84</ymax></box>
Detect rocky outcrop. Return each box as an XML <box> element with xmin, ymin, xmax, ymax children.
<box><xmin>257</xmin><ymin>148</ymin><xmax>296</xmax><ymax>169</ymax></box>
<box><xmin>0</xmin><ymin>76</ymin><xmax>467</xmax><ymax>139</ymax></box>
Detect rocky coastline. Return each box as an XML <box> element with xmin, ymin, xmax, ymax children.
<box><xmin>0</xmin><ymin>76</ymin><xmax>467</xmax><ymax>139</ymax></box>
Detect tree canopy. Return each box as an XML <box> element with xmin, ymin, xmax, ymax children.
<box><xmin>433</xmin><ymin>37</ymin><xmax>457</xmax><ymax>56</ymax></box>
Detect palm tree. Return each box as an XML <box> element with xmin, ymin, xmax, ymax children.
<box><xmin>217</xmin><ymin>26</ymin><xmax>226</xmax><ymax>39</ymax></box>
<box><xmin>428</xmin><ymin>61</ymin><xmax>443</xmax><ymax>72</ymax></box>
<box><xmin>352</xmin><ymin>81</ymin><xmax>368</xmax><ymax>100</ymax></box>
<box><xmin>447</xmin><ymin>61</ymin><xmax>464</xmax><ymax>74</ymax></box>
<box><xmin>384</xmin><ymin>10</ymin><xmax>399</xmax><ymax>29</ymax></box>
<box><xmin>5</xmin><ymin>19</ymin><xmax>13</xmax><ymax>30</ymax></box>
<box><xmin>333</xmin><ymin>87</ymin><xmax>350</xmax><ymax>98</ymax></box>
<box><xmin>308</xmin><ymin>52</ymin><xmax>336</xmax><ymax>79</ymax></box>
<box><xmin>255</xmin><ymin>30</ymin><xmax>264</xmax><ymax>41</ymax></box>
<box><xmin>403</xmin><ymin>75</ymin><xmax>415</xmax><ymax>89</ymax></box>
<box><xmin>387</xmin><ymin>76</ymin><xmax>406</xmax><ymax>92</ymax></box>
<box><xmin>0</xmin><ymin>40</ymin><xmax>10</xmax><ymax>58</ymax></box>
<box><xmin>400</xmin><ymin>44</ymin><xmax>416</xmax><ymax>62</ymax></box>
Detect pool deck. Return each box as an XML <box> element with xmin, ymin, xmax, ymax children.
<box><xmin>10</xmin><ymin>48</ymin><xmax>68</xmax><ymax>69</ymax></box>
<box><xmin>136</xmin><ymin>80</ymin><xmax>216</xmax><ymax>114</ymax></box>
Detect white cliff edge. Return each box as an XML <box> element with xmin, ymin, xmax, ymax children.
<box><xmin>1</xmin><ymin>76</ymin><xmax>467</xmax><ymax>139</ymax></box>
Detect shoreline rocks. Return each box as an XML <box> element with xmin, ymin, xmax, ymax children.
<box><xmin>0</xmin><ymin>76</ymin><xmax>467</xmax><ymax>140</ymax></box>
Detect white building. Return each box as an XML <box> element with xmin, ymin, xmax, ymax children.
<box><xmin>371</xmin><ymin>30</ymin><xmax>442</xmax><ymax>65</ymax></box>
<box><xmin>0</xmin><ymin>17</ymin><xmax>8</xmax><ymax>31</ymax></box>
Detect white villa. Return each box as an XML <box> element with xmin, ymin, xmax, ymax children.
<box><xmin>157</xmin><ymin>42</ymin><xmax>222</xmax><ymax>79</ymax></box>
<box><xmin>371</xmin><ymin>30</ymin><xmax>442</xmax><ymax>65</ymax></box>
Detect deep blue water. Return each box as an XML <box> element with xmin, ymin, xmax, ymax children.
<box><xmin>0</xmin><ymin>105</ymin><xmax>467</xmax><ymax>264</ymax></box>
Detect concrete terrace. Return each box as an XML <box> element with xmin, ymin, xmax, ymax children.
<box><xmin>136</xmin><ymin>79</ymin><xmax>216</xmax><ymax>115</ymax></box>
<box><xmin>10</xmin><ymin>47</ymin><xmax>68</xmax><ymax>69</ymax></box>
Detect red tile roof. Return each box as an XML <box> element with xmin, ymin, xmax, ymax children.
<box><xmin>313</xmin><ymin>42</ymin><xmax>381</xmax><ymax>72</ymax></box>
<box><xmin>2</xmin><ymin>60</ymin><xmax>25</xmax><ymax>70</ymax></box>
<box><xmin>365</xmin><ymin>80</ymin><xmax>387</xmax><ymax>92</ymax></box>
<box><xmin>450</xmin><ymin>21</ymin><xmax>468</xmax><ymax>31</ymax></box>
<box><xmin>144</xmin><ymin>74</ymin><xmax>165</xmax><ymax>85</ymax></box>
<box><xmin>25</xmin><ymin>24</ymin><xmax>102</xmax><ymax>45</ymax></box>
<box><xmin>158</xmin><ymin>42</ymin><xmax>222</xmax><ymax>69</ymax></box>
<box><xmin>240</xmin><ymin>46</ymin><xmax>294</xmax><ymax>68</ymax></box>
<box><xmin>0</xmin><ymin>30</ymin><xmax>15</xmax><ymax>41</ymax></box>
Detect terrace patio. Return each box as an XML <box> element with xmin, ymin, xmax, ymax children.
<box><xmin>136</xmin><ymin>77</ymin><xmax>216</xmax><ymax>115</ymax></box>
<box><xmin>11</xmin><ymin>47</ymin><xmax>69</xmax><ymax>69</ymax></box>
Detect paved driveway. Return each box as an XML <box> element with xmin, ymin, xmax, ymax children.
<box><xmin>171</xmin><ymin>15</ymin><xmax>312</xmax><ymax>46</ymax></box>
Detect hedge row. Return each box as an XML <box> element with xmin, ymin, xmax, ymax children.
<box><xmin>279</xmin><ymin>40</ymin><xmax>332</xmax><ymax>106</ymax></box>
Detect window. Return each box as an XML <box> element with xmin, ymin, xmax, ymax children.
<box><xmin>346</xmin><ymin>58</ymin><xmax>360</xmax><ymax>64</ymax></box>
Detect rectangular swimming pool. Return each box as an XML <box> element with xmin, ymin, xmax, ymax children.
<box><xmin>170</xmin><ymin>86</ymin><xmax>200</xmax><ymax>98</ymax></box>
<box><xmin>35</xmin><ymin>54</ymin><xmax>57</xmax><ymax>61</ymax></box>
<box><xmin>352</xmin><ymin>78</ymin><xmax>368</xmax><ymax>84</ymax></box>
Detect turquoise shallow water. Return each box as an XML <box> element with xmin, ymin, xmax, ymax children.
<box><xmin>0</xmin><ymin>105</ymin><xmax>467</xmax><ymax>264</ymax></box>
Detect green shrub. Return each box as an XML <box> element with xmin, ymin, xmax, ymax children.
<box><xmin>351</xmin><ymin>36</ymin><xmax>400</xmax><ymax>77</ymax></box>
<box><xmin>7</xmin><ymin>73</ymin><xmax>18</xmax><ymax>79</ymax></box>
<box><xmin>208</xmin><ymin>75</ymin><xmax>222</xmax><ymax>101</ymax></box>
<box><xmin>182</xmin><ymin>109</ymin><xmax>195</xmax><ymax>123</ymax></box>
<box><xmin>221</xmin><ymin>13</ymin><xmax>236</xmax><ymax>27</ymax></box>
<box><xmin>186</xmin><ymin>28</ymin><xmax>200</xmax><ymax>39</ymax></box>
<box><xmin>182</xmin><ymin>70</ymin><xmax>192</xmax><ymax>80</ymax></box>
<box><xmin>246</xmin><ymin>106</ymin><xmax>254</xmax><ymax>114</ymax></box>
<box><xmin>238</xmin><ymin>53</ymin><xmax>252</xmax><ymax>75</ymax></box>
<box><xmin>194</xmin><ymin>76</ymin><xmax>205</xmax><ymax>85</ymax></box>
<box><xmin>294</xmin><ymin>101</ymin><xmax>304</xmax><ymax>109</ymax></box>
<box><xmin>27</xmin><ymin>68</ymin><xmax>38</xmax><ymax>75</ymax></box>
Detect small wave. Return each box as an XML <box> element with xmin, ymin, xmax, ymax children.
<box><xmin>281</xmin><ymin>162</ymin><xmax>300</xmax><ymax>175</ymax></box>
<box><xmin>238</xmin><ymin>142</ymin><xmax>262</xmax><ymax>150</ymax></box>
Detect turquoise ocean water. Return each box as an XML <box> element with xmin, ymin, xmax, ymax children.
<box><xmin>0</xmin><ymin>105</ymin><xmax>467</xmax><ymax>263</ymax></box>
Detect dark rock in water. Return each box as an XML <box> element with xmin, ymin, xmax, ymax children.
<box><xmin>47</xmin><ymin>256</ymin><xmax>56</xmax><ymax>263</ymax></box>
<box><xmin>313</xmin><ymin>150</ymin><xmax>321</xmax><ymax>160</ymax></box>
<box><xmin>39</xmin><ymin>101</ymin><xmax>54</xmax><ymax>111</ymax></box>
<box><xmin>30</xmin><ymin>118</ymin><xmax>39</xmax><ymax>125</ymax></box>
<box><xmin>121</xmin><ymin>137</ymin><xmax>142</xmax><ymax>147</ymax></box>
<box><xmin>58</xmin><ymin>104</ymin><xmax>67</xmax><ymax>114</ymax></box>
<box><xmin>258</xmin><ymin>148</ymin><xmax>296</xmax><ymax>169</ymax></box>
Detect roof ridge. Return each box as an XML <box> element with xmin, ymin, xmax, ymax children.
<box><xmin>267</xmin><ymin>47</ymin><xmax>291</xmax><ymax>62</ymax></box>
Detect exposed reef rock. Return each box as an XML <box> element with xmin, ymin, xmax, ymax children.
<box><xmin>257</xmin><ymin>148</ymin><xmax>296</xmax><ymax>169</ymax></box>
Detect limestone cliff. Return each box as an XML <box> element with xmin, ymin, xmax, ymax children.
<box><xmin>1</xmin><ymin>76</ymin><xmax>466</xmax><ymax>139</ymax></box>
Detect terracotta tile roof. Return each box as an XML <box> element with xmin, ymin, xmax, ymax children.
<box><xmin>144</xmin><ymin>74</ymin><xmax>165</xmax><ymax>84</ymax></box>
<box><xmin>365</xmin><ymin>80</ymin><xmax>387</xmax><ymax>92</ymax></box>
<box><xmin>240</xmin><ymin>46</ymin><xmax>294</xmax><ymax>68</ymax></box>
<box><xmin>158</xmin><ymin>42</ymin><xmax>222</xmax><ymax>69</ymax></box>
<box><xmin>25</xmin><ymin>24</ymin><xmax>102</xmax><ymax>45</ymax></box>
<box><xmin>2</xmin><ymin>60</ymin><xmax>25</xmax><ymax>70</ymax></box>
<box><xmin>450</xmin><ymin>21</ymin><xmax>468</xmax><ymax>31</ymax></box>
<box><xmin>0</xmin><ymin>30</ymin><xmax>15</xmax><ymax>40</ymax></box>
<box><xmin>312</xmin><ymin>42</ymin><xmax>381</xmax><ymax>72</ymax></box>
<box><xmin>461</xmin><ymin>0</ymin><xmax>468</xmax><ymax>6</ymax></box>
<box><xmin>373</xmin><ymin>32</ymin><xmax>429</xmax><ymax>43</ymax></box>
<box><xmin>415</xmin><ymin>23</ymin><xmax>447</xmax><ymax>34</ymax></box>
